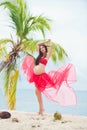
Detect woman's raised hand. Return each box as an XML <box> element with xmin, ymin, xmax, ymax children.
<box><xmin>47</xmin><ymin>39</ymin><xmax>51</xmax><ymax>42</ymax></box>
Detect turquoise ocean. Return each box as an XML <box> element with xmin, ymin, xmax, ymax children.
<box><xmin>0</xmin><ymin>88</ymin><xmax>87</xmax><ymax>116</ymax></box>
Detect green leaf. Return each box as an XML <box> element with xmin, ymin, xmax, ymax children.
<box><xmin>28</xmin><ymin>15</ymin><xmax>51</xmax><ymax>38</ymax></box>
<box><xmin>0</xmin><ymin>45</ymin><xmax>7</xmax><ymax>58</ymax></box>
<box><xmin>0</xmin><ymin>38</ymin><xmax>12</xmax><ymax>45</ymax></box>
<box><xmin>8</xmin><ymin>69</ymin><xmax>19</xmax><ymax>109</ymax></box>
<box><xmin>21</xmin><ymin>39</ymin><xmax>39</xmax><ymax>53</ymax></box>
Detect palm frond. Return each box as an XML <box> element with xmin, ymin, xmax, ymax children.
<box><xmin>0</xmin><ymin>37</ymin><xmax>19</xmax><ymax>63</ymax></box>
<box><xmin>23</xmin><ymin>15</ymin><xmax>35</xmax><ymax>38</ymax></box>
<box><xmin>4</xmin><ymin>66</ymin><xmax>12</xmax><ymax>96</ymax></box>
<box><xmin>21</xmin><ymin>39</ymin><xmax>39</xmax><ymax>53</ymax></box>
<box><xmin>0</xmin><ymin>45</ymin><xmax>7</xmax><ymax>58</ymax></box>
<box><xmin>8</xmin><ymin>69</ymin><xmax>19</xmax><ymax>109</ymax></box>
<box><xmin>0</xmin><ymin>38</ymin><xmax>12</xmax><ymax>45</ymax></box>
<box><xmin>48</xmin><ymin>42</ymin><xmax>68</xmax><ymax>62</ymax></box>
<box><xmin>0</xmin><ymin>0</ymin><xmax>26</xmax><ymax>39</ymax></box>
<box><xmin>54</xmin><ymin>44</ymin><xmax>68</xmax><ymax>60</ymax></box>
<box><xmin>0</xmin><ymin>1</ymin><xmax>51</xmax><ymax>39</ymax></box>
<box><xmin>27</xmin><ymin>15</ymin><xmax>51</xmax><ymax>38</ymax></box>
<box><xmin>51</xmin><ymin>52</ymin><xmax>57</xmax><ymax>63</ymax></box>
<box><xmin>4</xmin><ymin>59</ymin><xmax>19</xmax><ymax>109</ymax></box>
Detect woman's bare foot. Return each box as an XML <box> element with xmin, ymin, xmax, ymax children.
<box><xmin>38</xmin><ymin>109</ymin><xmax>45</xmax><ymax>115</ymax></box>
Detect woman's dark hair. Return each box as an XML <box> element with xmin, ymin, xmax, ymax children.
<box><xmin>35</xmin><ymin>45</ymin><xmax>48</xmax><ymax>65</ymax></box>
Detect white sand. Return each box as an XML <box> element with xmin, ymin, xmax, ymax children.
<box><xmin>0</xmin><ymin>110</ymin><xmax>87</xmax><ymax>130</ymax></box>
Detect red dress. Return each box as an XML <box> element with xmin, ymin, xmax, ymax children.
<box><xmin>22</xmin><ymin>56</ymin><xmax>77</xmax><ymax>106</ymax></box>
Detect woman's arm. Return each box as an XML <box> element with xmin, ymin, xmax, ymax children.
<box><xmin>46</xmin><ymin>43</ymin><xmax>54</xmax><ymax>60</ymax></box>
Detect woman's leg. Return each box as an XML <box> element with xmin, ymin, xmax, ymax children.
<box><xmin>35</xmin><ymin>87</ymin><xmax>44</xmax><ymax>115</ymax></box>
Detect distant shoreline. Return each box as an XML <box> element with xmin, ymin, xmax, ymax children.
<box><xmin>0</xmin><ymin>89</ymin><xmax>87</xmax><ymax>116</ymax></box>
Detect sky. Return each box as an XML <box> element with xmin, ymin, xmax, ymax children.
<box><xmin>0</xmin><ymin>0</ymin><xmax>87</xmax><ymax>90</ymax></box>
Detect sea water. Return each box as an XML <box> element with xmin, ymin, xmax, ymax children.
<box><xmin>0</xmin><ymin>88</ymin><xmax>87</xmax><ymax>116</ymax></box>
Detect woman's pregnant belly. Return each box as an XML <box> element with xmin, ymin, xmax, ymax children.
<box><xmin>33</xmin><ymin>64</ymin><xmax>45</xmax><ymax>75</ymax></box>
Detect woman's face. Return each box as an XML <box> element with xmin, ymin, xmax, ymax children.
<box><xmin>40</xmin><ymin>45</ymin><xmax>46</xmax><ymax>53</ymax></box>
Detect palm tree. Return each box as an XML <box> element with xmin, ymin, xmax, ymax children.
<box><xmin>0</xmin><ymin>0</ymin><xmax>67</xmax><ymax>109</ymax></box>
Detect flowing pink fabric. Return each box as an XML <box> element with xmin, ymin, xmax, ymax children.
<box><xmin>22</xmin><ymin>56</ymin><xmax>77</xmax><ymax>106</ymax></box>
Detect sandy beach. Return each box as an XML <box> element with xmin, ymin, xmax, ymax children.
<box><xmin>0</xmin><ymin>110</ymin><xmax>87</xmax><ymax>130</ymax></box>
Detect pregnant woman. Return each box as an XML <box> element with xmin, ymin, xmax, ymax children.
<box><xmin>22</xmin><ymin>39</ymin><xmax>77</xmax><ymax>115</ymax></box>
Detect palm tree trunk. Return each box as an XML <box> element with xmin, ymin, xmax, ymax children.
<box><xmin>0</xmin><ymin>61</ymin><xmax>8</xmax><ymax>72</ymax></box>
